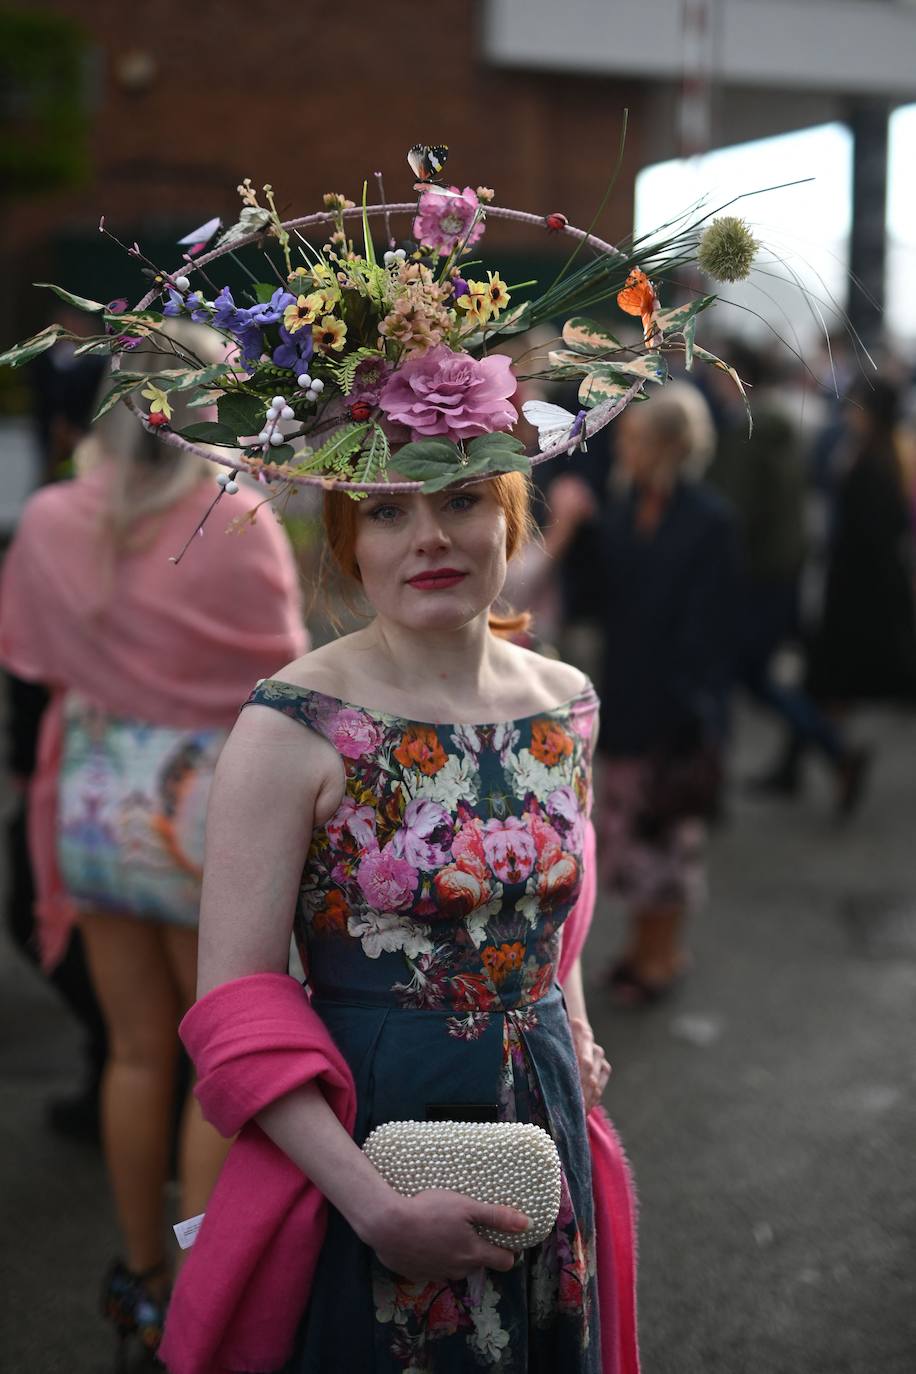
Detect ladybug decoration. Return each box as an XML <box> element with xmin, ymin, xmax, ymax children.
<box><xmin>349</xmin><ymin>401</ymin><xmax>373</xmax><ymax>422</ymax></box>
<box><xmin>544</xmin><ymin>212</ymin><xmax>568</xmax><ymax>233</ymax></box>
<box><xmin>147</xmin><ymin>411</ymin><xmax>169</xmax><ymax>429</ymax></box>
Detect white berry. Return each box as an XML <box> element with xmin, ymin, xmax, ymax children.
<box><xmin>216</xmin><ymin>472</ymin><xmax>230</xmax><ymax>487</ymax></box>
<box><xmin>310</xmin><ymin>378</ymin><xmax>324</xmax><ymax>394</ymax></box>
<box><xmin>297</xmin><ymin>373</ymin><xmax>311</xmax><ymax>388</ymax></box>
<box><xmin>174</xmin><ymin>275</ymin><xmax>190</xmax><ymax>291</ymax></box>
<box><xmin>225</xmin><ymin>480</ymin><xmax>239</xmax><ymax>494</ymax></box>
<box><xmin>271</xmin><ymin>395</ymin><xmax>285</xmax><ymax>408</ymax></box>
<box><xmin>266</xmin><ymin>407</ymin><xmax>279</xmax><ymax>422</ymax></box>
<box><xmin>257</xmin><ymin>430</ymin><xmax>270</xmax><ymax>444</ymax></box>
<box><xmin>269</xmin><ymin>431</ymin><xmax>285</xmax><ymax>446</ymax></box>
<box><xmin>280</xmin><ymin>405</ymin><xmax>295</xmax><ymax>421</ymax></box>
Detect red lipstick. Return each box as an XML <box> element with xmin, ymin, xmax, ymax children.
<box><xmin>407</xmin><ymin>568</ymin><xmax>467</xmax><ymax>591</ymax></box>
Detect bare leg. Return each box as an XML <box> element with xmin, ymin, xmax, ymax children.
<box><xmin>80</xmin><ymin>911</ymin><xmax>179</xmax><ymax>1285</ymax></box>
<box><xmin>160</xmin><ymin>925</ymin><xmax>231</xmax><ymax>1229</ymax></box>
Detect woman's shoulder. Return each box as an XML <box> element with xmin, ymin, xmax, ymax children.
<box><xmin>499</xmin><ymin>643</ymin><xmax>593</xmax><ymax>710</ymax></box>
<box><xmin>257</xmin><ymin>636</ymin><xmax>359</xmax><ymax>701</ymax></box>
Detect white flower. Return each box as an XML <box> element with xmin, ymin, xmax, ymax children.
<box><xmin>346</xmin><ymin>910</ymin><xmax>432</xmax><ymax>959</ymax></box>
<box><xmin>514</xmin><ymin>892</ymin><xmax>542</xmax><ymax>928</ymax></box>
<box><xmin>492</xmin><ymin>721</ymin><xmax>520</xmax><ymax>763</ymax></box>
<box><xmin>466</xmin><ymin>895</ymin><xmax>504</xmax><ymax>947</ymax></box>
<box><xmin>504</xmin><ymin>747</ymin><xmax>564</xmax><ymax>804</ymax></box>
<box><xmin>410</xmin><ymin>751</ymin><xmax>478</xmax><ymax>808</ymax></box>
<box><xmin>452</xmin><ymin>722</ymin><xmax>482</xmax><ymax>760</ymax></box>
<box><xmin>468</xmin><ymin>1274</ymin><xmax>510</xmax><ymax>1362</ymax></box>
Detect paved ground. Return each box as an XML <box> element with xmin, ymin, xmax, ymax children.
<box><xmin>1</xmin><ymin>706</ymin><xmax>914</xmax><ymax>1373</ymax></box>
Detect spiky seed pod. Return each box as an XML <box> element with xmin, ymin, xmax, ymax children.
<box><xmin>697</xmin><ymin>216</ymin><xmax>759</xmax><ymax>282</ymax></box>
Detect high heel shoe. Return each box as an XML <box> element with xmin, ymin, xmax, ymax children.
<box><xmin>101</xmin><ymin>1258</ymin><xmax>169</xmax><ymax>1371</ymax></box>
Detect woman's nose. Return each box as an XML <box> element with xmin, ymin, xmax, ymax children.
<box><xmin>413</xmin><ymin>508</ymin><xmax>450</xmax><ymax>552</ymax></box>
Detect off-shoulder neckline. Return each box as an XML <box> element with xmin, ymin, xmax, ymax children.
<box><xmin>253</xmin><ymin>677</ymin><xmax>598</xmax><ymax>730</ymax></box>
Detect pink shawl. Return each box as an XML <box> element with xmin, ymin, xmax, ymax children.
<box><xmin>160</xmin><ymin>826</ymin><xmax>639</xmax><ymax>1374</ymax></box>
<box><xmin>0</xmin><ymin>463</ymin><xmax>306</xmax><ymax>968</ymax></box>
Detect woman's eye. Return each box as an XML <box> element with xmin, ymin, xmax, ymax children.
<box><xmin>368</xmin><ymin>504</ymin><xmax>403</xmax><ymax>522</ymax></box>
<box><xmin>446</xmin><ymin>494</ymin><xmax>478</xmax><ymax>514</ymax></box>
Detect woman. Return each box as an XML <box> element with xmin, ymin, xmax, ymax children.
<box><xmin>0</xmin><ymin>326</ymin><xmax>307</xmax><ymax>1365</ymax></box>
<box><xmin>161</xmin><ymin>471</ymin><xmax>623</xmax><ymax>1374</ymax></box>
<box><xmin>546</xmin><ymin>385</ymin><xmax>740</xmax><ymax>1002</ymax></box>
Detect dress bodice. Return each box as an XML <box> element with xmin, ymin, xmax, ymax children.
<box><xmin>246</xmin><ymin>678</ymin><xmax>598</xmax><ymax>1033</ymax></box>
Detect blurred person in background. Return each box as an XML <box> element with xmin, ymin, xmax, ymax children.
<box><xmin>3</xmin><ymin>304</ymin><xmax>111</xmax><ymax>1142</ymax></box>
<box><xmin>545</xmin><ymin>383</ymin><xmax>740</xmax><ymax>1003</ymax></box>
<box><xmin>767</xmin><ymin>376</ymin><xmax>916</xmax><ymax>787</ymax></box>
<box><xmin>0</xmin><ymin>322</ymin><xmax>307</xmax><ymax>1367</ymax></box>
<box><xmin>705</xmin><ymin>343</ymin><xmax>870</xmax><ymax>814</ymax></box>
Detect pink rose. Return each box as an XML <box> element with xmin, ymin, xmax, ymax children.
<box><xmin>524</xmin><ymin>812</ymin><xmax>564</xmax><ymax>865</ymax></box>
<box><xmin>482</xmin><ymin>816</ymin><xmax>537</xmax><ymax>884</ymax></box>
<box><xmin>546</xmin><ymin>786</ymin><xmax>584</xmax><ymax>851</ymax></box>
<box><xmin>356</xmin><ymin>845</ymin><xmax>418</xmax><ymax>911</ymax></box>
<box><xmin>379</xmin><ymin>344</ymin><xmax>518</xmax><ymax>444</ymax></box>
<box><xmin>326</xmin><ymin>707</ymin><xmax>382</xmax><ymax>759</ymax></box>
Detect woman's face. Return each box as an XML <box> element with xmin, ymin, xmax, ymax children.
<box><xmin>352</xmin><ymin>482</ymin><xmax>508</xmax><ymax>633</ymax></box>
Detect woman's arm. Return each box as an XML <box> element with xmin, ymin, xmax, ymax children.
<box><xmin>561</xmin><ymin>954</ymin><xmax>612</xmax><ymax>1113</ymax></box>
<box><xmin>196</xmin><ymin>706</ymin><xmax>527</xmax><ymax>1278</ymax></box>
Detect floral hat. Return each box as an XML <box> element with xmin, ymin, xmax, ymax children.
<box><xmin>2</xmin><ymin>149</ymin><xmax>759</xmax><ymax>521</ymax></box>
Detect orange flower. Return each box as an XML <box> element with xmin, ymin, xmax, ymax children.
<box><xmin>481</xmin><ymin>941</ymin><xmax>525</xmax><ymax>986</ymax></box>
<box><xmin>394</xmin><ymin>725</ymin><xmax>447</xmax><ymax>775</ymax></box>
<box><xmin>530</xmin><ymin>718</ymin><xmax>574</xmax><ymax>768</ymax></box>
<box><xmin>313</xmin><ymin>888</ymin><xmax>349</xmax><ymax>934</ymax></box>
<box><xmin>616</xmin><ymin>268</ymin><xmax>662</xmax><ymax>346</ymax></box>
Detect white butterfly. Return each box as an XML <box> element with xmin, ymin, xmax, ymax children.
<box><xmin>522</xmin><ymin>400</ymin><xmax>587</xmax><ymax>455</ymax></box>
<box><xmin>177</xmin><ymin>216</ymin><xmax>221</xmax><ymax>248</ymax></box>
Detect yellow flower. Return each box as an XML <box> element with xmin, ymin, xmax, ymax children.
<box><xmin>140</xmin><ymin>383</ymin><xmax>172</xmax><ymax>419</ymax></box>
<box><xmin>314</xmin><ymin>315</ymin><xmax>347</xmax><ymax>352</ymax></box>
<box><xmin>283</xmin><ymin>292</ymin><xmax>327</xmax><ymax>334</ymax></box>
<box><xmin>457</xmin><ymin>279</ymin><xmax>492</xmax><ymax>324</ymax></box>
<box><xmin>485</xmin><ymin>271</ymin><xmax>510</xmax><ymax>315</ymax></box>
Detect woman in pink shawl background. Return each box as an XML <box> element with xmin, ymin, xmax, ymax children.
<box><xmin>0</xmin><ymin>324</ymin><xmax>307</xmax><ymax>1365</ymax></box>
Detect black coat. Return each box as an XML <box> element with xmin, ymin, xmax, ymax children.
<box><xmin>572</xmin><ymin>480</ymin><xmax>741</xmax><ymax>758</ymax></box>
<box><xmin>808</xmin><ymin>444</ymin><xmax>916</xmax><ymax>702</ymax></box>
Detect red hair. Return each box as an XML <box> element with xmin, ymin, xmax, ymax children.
<box><xmin>322</xmin><ymin>472</ymin><xmax>534</xmax><ymax>638</ymax></box>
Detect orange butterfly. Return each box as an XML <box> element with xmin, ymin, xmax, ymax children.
<box><xmin>616</xmin><ymin>268</ymin><xmax>662</xmax><ymax>347</ymax></box>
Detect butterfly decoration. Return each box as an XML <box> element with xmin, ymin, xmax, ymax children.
<box><xmin>177</xmin><ymin>216</ymin><xmax>222</xmax><ymax>257</ymax></box>
<box><xmin>616</xmin><ymin>268</ymin><xmax>663</xmax><ymax>348</ymax></box>
<box><xmin>522</xmin><ymin>400</ymin><xmax>587</xmax><ymax>455</ymax></box>
<box><xmin>216</xmin><ymin>205</ymin><xmax>272</xmax><ymax>250</ymax></box>
<box><xmin>408</xmin><ymin>143</ymin><xmax>449</xmax><ymax>188</ymax></box>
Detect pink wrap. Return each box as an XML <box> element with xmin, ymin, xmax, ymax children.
<box><xmin>0</xmin><ymin>464</ymin><xmax>306</xmax><ymax>968</ymax></box>
<box><xmin>159</xmin><ymin>974</ymin><xmax>356</xmax><ymax>1374</ymax></box>
<box><xmin>161</xmin><ymin>825</ymin><xmax>639</xmax><ymax>1374</ymax></box>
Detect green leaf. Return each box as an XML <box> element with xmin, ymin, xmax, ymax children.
<box><xmin>92</xmin><ymin>375</ymin><xmax>145</xmax><ymax>421</ymax></box>
<box><xmin>178</xmin><ymin>421</ymin><xmax>238</xmax><ymax>446</ymax></box>
<box><xmin>354</xmin><ymin>424</ymin><xmax>391</xmax><ymax>483</ymax></box>
<box><xmin>578</xmin><ymin>369</ymin><xmax>640</xmax><ymax>409</ymax></box>
<box><xmin>461</xmin><ymin>301</ymin><xmax>533</xmax><ymax>351</ymax></box>
<box><xmin>465</xmin><ymin>432</ymin><xmax>526</xmax><ymax>461</ymax></box>
<box><xmin>217</xmin><ymin>392</ymin><xmax>266</xmax><ymax>440</ymax></box>
<box><xmin>253</xmin><ymin>282</ymin><xmax>279</xmax><ymax>304</ymax></box>
<box><xmin>604</xmin><ymin>353</ymin><xmax>667</xmax><ymax>383</ymax></box>
<box><xmin>361</xmin><ymin>181</ymin><xmax>376</xmax><ymax>268</ymax></box>
<box><xmin>0</xmin><ymin>325</ymin><xmax>64</xmax><ymax>368</ymax></box>
<box><xmin>653</xmin><ymin>295</ymin><xmax>715</xmax><ymax>338</ymax></box>
<box><xmin>388</xmin><ymin>439</ymin><xmax>463</xmax><ymax>480</ymax></box>
<box><xmin>153</xmin><ymin>363</ymin><xmax>233</xmax><ymax>393</ymax></box>
<box><xmin>419</xmin><ymin>447</ymin><xmax>530</xmax><ymax>494</ymax></box>
<box><xmin>35</xmin><ymin>282</ymin><xmax>107</xmax><ymax>314</ymax></box>
<box><xmin>683</xmin><ymin>315</ymin><xmax>697</xmax><ymax>371</ymax></box>
<box><xmin>693</xmin><ymin>345</ymin><xmax>753</xmax><ymax>435</ymax></box>
<box><xmin>303</xmin><ymin>422</ymin><xmax>371</xmax><ymax>473</ymax></box>
<box><xmin>561</xmin><ymin>317</ymin><xmax>623</xmax><ymax>355</ymax></box>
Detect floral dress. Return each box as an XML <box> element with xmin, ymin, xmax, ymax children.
<box><xmin>246</xmin><ymin>678</ymin><xmax>601</xmax><ymax>1374</ymax></box>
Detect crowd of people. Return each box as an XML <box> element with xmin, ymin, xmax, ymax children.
<box><xmin>2</xmin><ymin>324</ymin><xmax>915</xmax><ymax>1371</ymax></box>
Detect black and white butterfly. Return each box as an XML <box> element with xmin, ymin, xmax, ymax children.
<box><xmin>408</xmin><ymin>143</ymin><xmax>449</xmax><ymax>186</ymax></box>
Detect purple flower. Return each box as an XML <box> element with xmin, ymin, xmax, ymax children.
<box><xmin>451</xmin><ymin>277</ymin><xmax>469</xmax><ymax>300</ymax></box>
<box><xmin>212</xmin><ymin>285</ymin><xmax>246</xmax><ymax>333</ymax></box>
<box><xmin>273</xmin><ymin>323</ymin><xmax>313</xmax><ymax>372</ymax></box>
<box><xmin>413</xmin><ymin>187</ymin><xmax>485</xmax><ymax>257</ymax></box>
<box><xmin>357</xmin><ymin>845</ymin><xmax>418</xmax><ymax>912</ymax></box>
<box><xmin>349</xmin><ymin>356</ymin><xmax>393</xmax><ymax>407</ymax></box>
<box><xmin>162</xmin><ymin>288</ymin><xmax>185</xmax><ymax>317</ymax></box>
<box><xmin>246</xmin><ymin>288</ymin><xmax>295</xmax><ymax>326</ymax></box>
<box><xmin>379</xmin><ymin>344</ymin><xmax>518</xmax><ymax>443</ymax></box>
<box><xmin>107</xmin><ymin>298</ymin><xmax>129</xmax><ymax>315</ymax></box>
<box><xmin>390</xmin><ymin>798</ymin><xmax>454</xmax><ymax>869</ymax></box>
<box><xmin>235</xmin><ymin>324</ymin><xmax>264</xmax><ymax>370</ymax></box>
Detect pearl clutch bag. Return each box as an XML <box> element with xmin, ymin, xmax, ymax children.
<box><xmin>361</xmin><ymin>1120</ymin><xmax>562</xmax><ymax>1251</ymax></box>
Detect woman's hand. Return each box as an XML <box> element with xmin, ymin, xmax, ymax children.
<box><xmin>569</xmin><ymin>1016</ymin><xmax>612</xmax><ymax>1112</ymax></box>
<box><xmin>363</xmin><ymin>1189</ymin><xmax>529</xmax><ymax>1282</ymax></box>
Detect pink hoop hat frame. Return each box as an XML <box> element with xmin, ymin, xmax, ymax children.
<box><xmin>118</xmin><ymin>202</ymin><xmax>645</xmax><ymax>494</ymax></box>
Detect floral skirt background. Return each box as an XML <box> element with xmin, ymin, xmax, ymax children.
<box><xmin>57</xmin><ymin>693</ymin><xmax>227</xmax><ymax>926</ymax></box>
